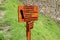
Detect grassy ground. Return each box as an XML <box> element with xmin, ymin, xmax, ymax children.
<box><xmin>0</xmin><ymin>0</ymin><xmax>60</xmax><ymax>40</ymax></box>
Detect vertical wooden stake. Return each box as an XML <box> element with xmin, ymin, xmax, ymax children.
<box><xmin>26</xmin><ymin>22</ymin><xmax>31</xmax><ymax>40</ymax></box>
<box><xmin>26</xmin><ymin>28</ymin><xmax>31</xmax><ymax>40</ymax></box>
<box><xmin>26</xmin><ymin>21</ymin><xmax>33</xmax><ymax>40</ymax></box>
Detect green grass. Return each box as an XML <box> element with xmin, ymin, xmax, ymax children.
<box><xmin>0</xmin><ymin>32</ymin><xmax>5</xmax><ymax>40</ymax></box>
<box><xmin>0</xmin><ymin>0</ymin><xmax>60</xmax><ymax>40</ymax></box>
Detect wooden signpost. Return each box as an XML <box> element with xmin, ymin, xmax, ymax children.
<box><xmin>18</xmin><ymin>5</ymin><xmax>38</xmax><ymax>40</ymax></box>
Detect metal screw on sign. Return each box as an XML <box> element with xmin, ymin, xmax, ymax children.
<box><xmin>18</xmin><ymin>6</ymin><xmax>38</xmax><ymax>40</ymax></box>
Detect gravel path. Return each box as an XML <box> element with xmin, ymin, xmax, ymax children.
<box><xmin>0</xmin><ymin>10</ymin><xmax>9</xmax><ymax>32</ymax></box>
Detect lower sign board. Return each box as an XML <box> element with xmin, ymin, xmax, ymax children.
<box><xmin>18</xmin><ymin>6</ymin><xmax>38</xmax><ymax>22</ymax></box>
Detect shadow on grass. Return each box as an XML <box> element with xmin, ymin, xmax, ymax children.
<box><xmin>0</xmin><ymin>7</ymin><xmax>6</xmax><ymax>11</ymax></box>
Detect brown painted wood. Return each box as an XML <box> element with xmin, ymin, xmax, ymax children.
<box><xmin>18</xmin><ymin>5</ymin><xmax>38</xmax><ymax>40</ymax></box>
<box><xmin>18</xmin><ymin>6</ymin><xmax>38</xmax><ymax>22</ymax></box>
<box><xmin>26</xmin><ymin>21</ymin><xmax>33</xmax><ymax>40</ymax></box>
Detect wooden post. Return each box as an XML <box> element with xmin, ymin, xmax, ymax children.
<box><xmin>18</xmin><ymin>5</ymin><xmax>38</xmax><ymax>40</ymax></box>
<box><xmin>26</xmin><ymin>21</ymin><xmax>33</xmax><ymax>40</ymax></box>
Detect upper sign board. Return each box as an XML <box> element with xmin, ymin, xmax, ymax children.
<box><xmin>18</xmin><ymin>6</ymin><xmax>38</xmax><ymax>22</ymax></box>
